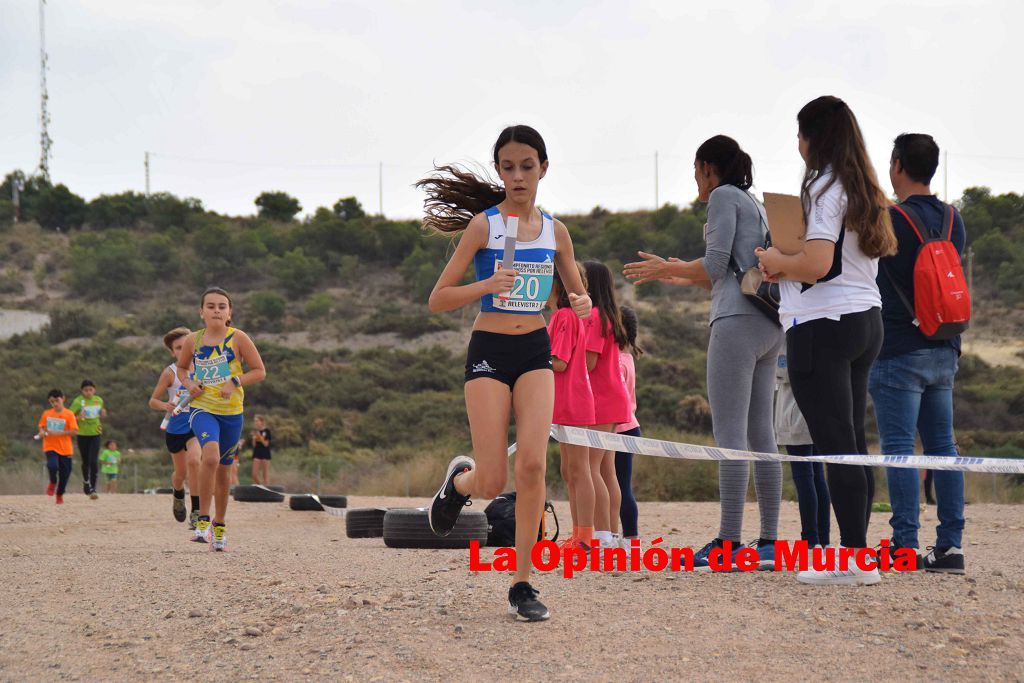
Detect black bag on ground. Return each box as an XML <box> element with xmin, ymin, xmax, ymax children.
<box><xmin>484</xmin><ymin>492</ymin><xmax>559</xmax><ymax>547</ymax></box>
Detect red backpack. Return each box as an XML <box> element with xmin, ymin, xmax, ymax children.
<box><xmin>883</xmin><ymin>203</ymin><xmax>971</xmax><ymax>340</ymax></box>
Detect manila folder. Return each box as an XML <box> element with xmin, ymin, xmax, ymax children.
<box><xmin>763</xmin><ymin>193</ymin><xmax>805</xmax><ymax>255</ymax></box>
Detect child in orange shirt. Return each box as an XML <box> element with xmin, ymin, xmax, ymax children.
<box><xmin>37</xmin><ymin>389</ymin><xmax>79</xmax><ymax>504</ymax></box>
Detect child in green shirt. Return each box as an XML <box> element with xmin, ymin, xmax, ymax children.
<box><xmin>100</xmin><ymin>440</ymin><xmax>121</xmax><ymax>494</ymax></box>
<box><xmin>70</xmin><ymin>380</ymin><xmax>108</xmax><ymax>498</ymax></box>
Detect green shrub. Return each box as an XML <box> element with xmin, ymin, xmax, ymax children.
<box><xmin>68</xmin><ymin>230</ymin><xmax>153</xmax><ymax>300</ymax></box>
<box><xmin>46</xmin><ymin>305</ymin><xmax>103</xmax><ymax>343</ymax></box>
<box><xmin>357</xmin><ymin>303</ymin><xmax>455</xmax><ymax>339</ymax></box>
<box><xmin>305</xmin><ymin>293</ymin><xmax>333</xmax><ymax>319</ymax></box>
<box><xmin>250</xmin><ymin>291</ymin><xmax>287</xmax><ymax>325</ymax></box>
<box><xmin>273</xmin><ymin>248</ymin><xmax>326</xmax><ymax>296</ymax></box>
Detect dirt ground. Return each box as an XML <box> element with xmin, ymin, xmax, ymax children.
<box><xmin>1</xmin><ymin>494</ymin><xmax>1022</xmax><ymax>682</ymax></box>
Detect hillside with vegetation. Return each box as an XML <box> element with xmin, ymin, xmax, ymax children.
<box><xmin>1</xmin><ymin>170</ymin><xmax>1021</xmax><ymax>500</ymax></box>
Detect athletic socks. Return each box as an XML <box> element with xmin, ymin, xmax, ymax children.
<box><xmin>190</xmin><ymin>495</ymin><xmax>200</xmax><ymax>511</ymax></box>
<box><xmin>594</xmin><ymin>530</ymin><xmax>615</xmax><ymax>546</ymax></box>
<box><xmin>173</xmin><ymin>488</ymin><xmax>185</xmax><ymax>499</ymax></box>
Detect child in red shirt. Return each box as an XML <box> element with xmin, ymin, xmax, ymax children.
<box><xmin>547</xmin><ymin>262</ymin><xmax>596</xmax><ymax>548</ymax></box>
<box><xmin>37</xmin><ymin>389</ymin><xmax>79</xmax><ymax>504</ymax></box>
<box><xmin>583</xmin><ymin>261</ymin><xmax>632</xmax><ymax>549</ymax></box>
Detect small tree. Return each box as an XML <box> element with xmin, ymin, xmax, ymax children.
<box><xmin>87</xmin><ymin>191</ymin><xmax>147</xmax><ymax>228</ymax></box>
<box><xmin>332</xmin><ymin>196</ymin><xmax>365</xmax><ymax>221</ymax></box>
<box><xmin>256</xmin><ymin>191</ymin><xmax>302</xmax><ymax>222</ymax></box>
<box><xmin>273</xmin><ymin>247</ymin><xmax>326</xmax><ymax>296</ymax></box>
<box><xmin>250</xmin><ymin>291</ymin><xmax>287</xmax><ymax>325</ymax></box>
<box><xmin>34</xmin><ymin>183</ymin><xmax>87</xmax><ymax>230</ymax></box>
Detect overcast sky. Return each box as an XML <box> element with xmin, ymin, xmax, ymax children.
<box><xmin>2</xmin><ymin>0</ymin><xmax>1022</xmax><ymax>220</ymax></box>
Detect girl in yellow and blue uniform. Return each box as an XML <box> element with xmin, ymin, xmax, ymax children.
<box><xmin>176</xmin><ymin>287</ymin><xmax>266</xmax><ymax>551</ymax></box>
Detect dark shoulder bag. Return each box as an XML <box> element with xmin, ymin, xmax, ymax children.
<box><xmin>728</xmin><ymin>191</ymin><xmax>781</xmax><ymax>326</ymax></box>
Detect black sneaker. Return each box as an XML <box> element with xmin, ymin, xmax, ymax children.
<box><xmin>876</xmin><ymin>539</ymin><xmax>920</xmax><ymax>572</ymax></box>
<box><xmin>172</xmin><ymin>495</ymin><xmax>187</xmax><ymax>523</ymax></box>
<box><xmin>428</xmin><ymin>456</ymin><xmax>474</xmax><ymax>536</ymax></box>
<box><xmin>507</xmin><ymin>582</ymin><xmax>550</xmax><ymax>622</ymax></box>
<box><xmin>921</xmin><ymin>546</ymin><xmax>965</xmax><ymax>575</ymax></box>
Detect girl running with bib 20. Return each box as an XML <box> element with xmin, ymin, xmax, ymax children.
<box><xmin>149</xmin><ymin>327</ymin><xmax>203</xmax><ymax>530</ymax></box>
<box><xmin>417</xmin><ymin>125</ymin><xmax>591</xmax><ymax>622</ymax></box>
<box><xmin>176</xmin><ymin>288</ymin><xmax>267</xmax><ymax>551</ymax></box>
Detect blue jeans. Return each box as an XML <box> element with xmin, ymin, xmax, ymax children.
<box><xmin>786</xmin><ymin>444</ymin><xmax>830</xmax><ymax>547</ymax></box>
<box><xmin>869</xmin><ymin>346</ymin><xmax>964</xmax><ymax>549</ymax></box>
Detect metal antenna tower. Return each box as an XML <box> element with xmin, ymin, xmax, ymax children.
<box><xmin>38</xmin><ymin>0</ymin><xmax>52</xmax><ymax>181</ymax></box>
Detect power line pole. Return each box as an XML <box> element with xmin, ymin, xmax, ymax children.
<box><xmin>378</xmin><ymin>161</ymin><xmax>383</xmax><ymax>216</ymax></box>
<box><xmin>38</xmin><ymin>0</ymin><xmax>52</xmax><ymax>181</ymax></box>
<box><xmin>654</xmin><ymin>151</ymin><xmax>660</xmax><ymax>209</ymax></box>
<box><xmin>144</xmin><ymin>151</ymin><xmax>150</xmax><ymax>196</ymax></box>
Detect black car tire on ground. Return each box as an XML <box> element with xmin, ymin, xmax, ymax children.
<box><xmin>383</xmin><ymin>507</ymin><xmax>488</xmax><ymax>549</ymax></box>
<box><xmin>345</xmin><ymin>508</ymin><xmax>388</xmax><ymax>538</ymax></box>
<box><xmin>288</xmin><ymin>494</ymin><xmax>348</xmax><ymax>511</ymax></box>
<box><xmin>232</xmin><ymin>485</ymin><xmax>285</xmax><ymax>503</ymax></box>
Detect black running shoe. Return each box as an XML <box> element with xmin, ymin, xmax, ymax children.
<box><xmin>876</xmin><ymin>539</ymin><xmax>920</xmax><ymax>572</ymax></box>
<box><xmin>508</xmin><ymin>582</ymin><xmax>549</xmax><ymax>622</ymax></box>
<box><xmin>921</xmin><ymin>546</ymin><xmax>965</xmax><ymax>575</ymax></box>
<box><xmin>172</xmin><ymin>495</ymin><xmax>187</xmax><ymax>523</ymax></box>
<box><xmin>428</xmin><ymin>456</ymin><xmax>474</xmax><ymax>536</ymax></box>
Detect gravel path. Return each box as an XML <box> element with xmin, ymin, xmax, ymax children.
<box><xmin>0</xmin><ymin>494</ymin><xmax>1021</xmax><ymax>681</ymax></box>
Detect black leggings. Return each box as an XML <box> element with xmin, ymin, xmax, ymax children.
<box><xmin>787</xmin><ymin>308</ymin><xmax>881</xmax><ymax>549</ymax></box>
<box><xmin>78</xmin><ymin>435</ymin><xmax>101</xmax><ymax>493</ymax></box>
<box><xmin>614</xmin><ymin>427</ymin><xmax>641</xmax><ymax>537</ymax></box>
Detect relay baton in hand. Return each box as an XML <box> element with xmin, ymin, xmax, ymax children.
<box><xmin>159</xmin><ymin>395</ymin><xmax>180</xmax><ymax>431</ymax></box>
<box><xmin>494</xmin><ymin>213</ymin><xmax>519</xmax><ymax>308</ymax></box>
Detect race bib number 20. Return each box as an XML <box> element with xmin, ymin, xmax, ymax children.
<box><xmin>492</xmin><ymin>258</ymin><xmax>554</xmax><ymax>312</ymax></box>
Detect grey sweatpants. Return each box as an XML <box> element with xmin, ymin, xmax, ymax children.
<box><xmin>706</xmin><ymin>313</ymin><xmax>784</xmax><ymax>542</ymax></box>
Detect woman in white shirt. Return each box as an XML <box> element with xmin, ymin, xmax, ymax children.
<box><xmin>757</xmin><ymin>95</ymin><xmax>896</xmax><ymax>586</ymax></box>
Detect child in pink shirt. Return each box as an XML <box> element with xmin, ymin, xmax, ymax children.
<box><xmin>615</xmin><ymin>305</ymin><xmax>643</xmax><ymax>542</ymax></box>
<box><xmin>583</xmin><ymin>261</ymin><xmax>631</xmax><ymax>548</ymax></box>
<box><xmin>547</xmin><ymin>262</ymin><xmax>596</xmax><ymax>548</ymax></box>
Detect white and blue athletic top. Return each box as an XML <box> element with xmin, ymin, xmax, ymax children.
<box><xmin>474</xmin><ymin>206</ymin><xmax>556</xmax><ymax>314</ymax></box>
<box><xmin>165</xmin><ymin>363</ymin><xmax>193</xmax><ymax>435</ymax></box>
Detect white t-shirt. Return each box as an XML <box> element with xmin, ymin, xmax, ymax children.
<box><xmin>778</xmin><ymin>168</ymin><xmax>881</xmax><ymax>329</ymax></box>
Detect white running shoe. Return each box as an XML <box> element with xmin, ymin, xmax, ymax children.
<box><xmin>797</xmin><ymin>547</ymin><xmax>881</xmax><ymax>586</ymax></box>
<box><xmin>620</xmin><ymin>536</ymin><xmax>640</xmax><ymax>550</ymax></box>
<box><xmin>211</xmin><ymin>524</ymin><xmax>227</xmax><ymax>552</ymax></box>
<box><xmin>191</xmin><ymin>519</ymin><xmax>211</xmax><ymax>543</ymax></box>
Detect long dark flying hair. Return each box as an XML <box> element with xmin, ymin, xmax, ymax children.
<box><xmin>797</xmin><ymin>96</ymin><xmax>896</xmax><ymax>258</ymax></box>
<box><xmin>619</xmin><ymin>305</ymin><xmax>644</xmax><ymax>357</ymax></box>
<box><xmin>583</xmin><ymin>260</ymin><xmax>628</xmax><ymax>349</ymax></box>
<box><xmin>695</xmin><ymin>135</ymin><xmax>753</xmax><ymax>190</ymax></box>
<box><xmin>415</xmin><ymin>125</ymin><xmax>548</xmax><ymax>234</ymax></box>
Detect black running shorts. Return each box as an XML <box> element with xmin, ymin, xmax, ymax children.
<box><xmin>165</xmin><ymin>431</ymin><xmax>196</xmax><ymax>454</ymax></box>
<box><xmin>464</xmin><ymin>328</ymin><xmax>552</xmax><ymax>388</ymax></box>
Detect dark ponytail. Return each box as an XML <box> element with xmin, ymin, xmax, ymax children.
<box><xmin>694</xmin><ymin>135</ymin><xmax>753</xmax><ymax>190</ymax></box>
<box><xmin>619</xmin><ymin>305</ymin><xmax>643</xmax><ymax>357</ymax></box>
<box><xmin>416</xmin><ymin>125</ymin><xmax>549</xmax><ymax>234</ymax></box>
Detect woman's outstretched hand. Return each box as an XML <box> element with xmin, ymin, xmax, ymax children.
<box><xmin>623</xmin><ymin>251</ymin><xmax>681</xmax><ymax>285</ymax></box>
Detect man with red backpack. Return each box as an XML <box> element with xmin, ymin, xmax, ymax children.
<box><xmin>870</xmin><ymin>133</ymin><xmax>969</xmax><ymax>575</ymax></box>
